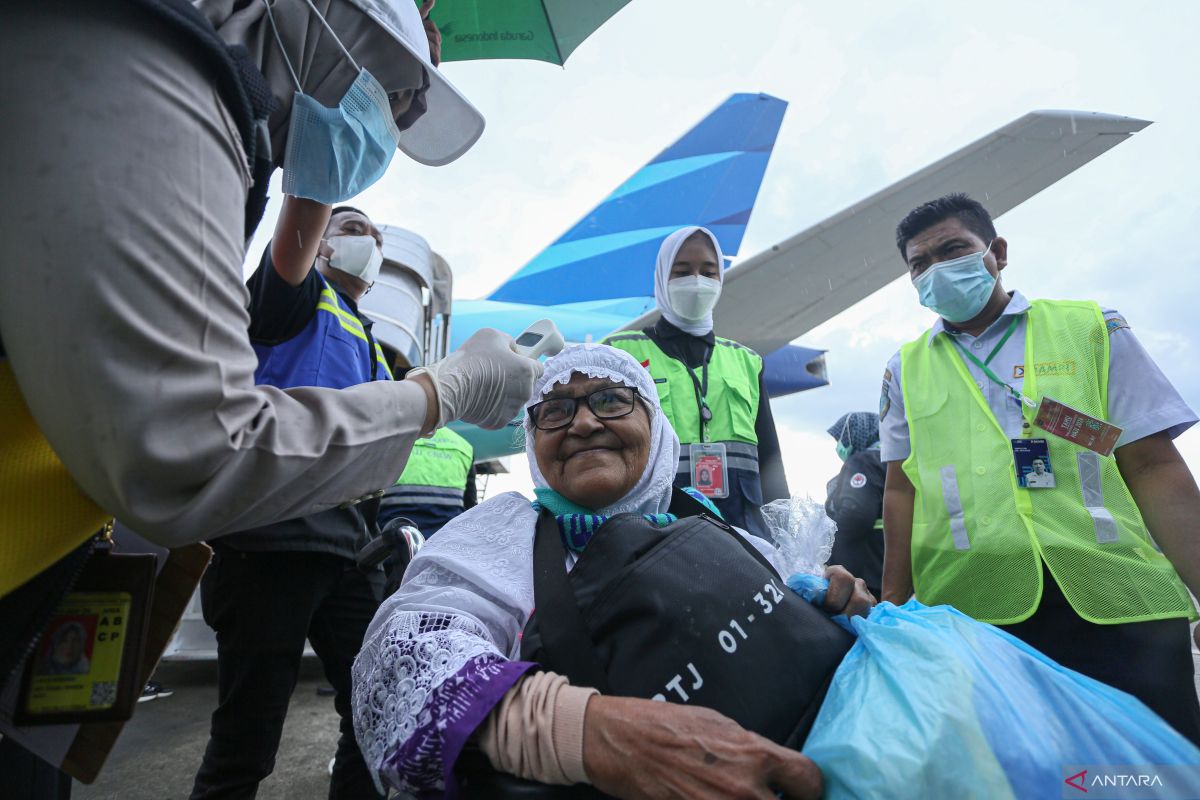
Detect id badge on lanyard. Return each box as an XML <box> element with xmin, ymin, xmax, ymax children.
<box><xmin>951</xmin><ymin>319</ymin><xmax>1123</xmax><ymax>460</ymax></box>
<box><xmin>15</xmin><ymin>530</ymin><xmax>156</xmax><ymax>726</ymax></box>
<box><xmin>684</xmin><ymin>348</ymin><xmax>727</xmax><ymax>498</ymax></box>
<box><xmin>691</xmin><ymin>442</ymin><xmax>728</xmax><ymax>499</ymax></box>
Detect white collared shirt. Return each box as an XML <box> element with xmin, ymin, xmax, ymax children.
<box><xmin>880</xmin><ymin>291</ymin><xmax>1197</xmax><ymax>461</ymax></box>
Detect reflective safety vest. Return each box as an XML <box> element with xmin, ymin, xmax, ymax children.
<box><xmin>252</xmin><ymin>275</ymin><xmax>392</xmax><ymax>390</ymax></box>
<box><xmin>379</xmin><ymin>427</ymin><xmax>473</xmax><ymax>536</ymax></box>
<box><xmin>387</xmin><ymin>426</ymin><xmax>473</xmax><ymax>507</ymax></box>
<box><xmin>0</xmin><ymin>362</ymin><xmax>111</xmax><ymax>597</ymax></box>
<box><xmin>603</xmin><ymin>332</ymin><xmax>770</xmax><ymax>538</ymax></box>
<box><xmin>602</xmin><ymin>333</ymin><xmax>760</xmax><ymax>446</ymax></box>
<box><xmin>900</xmin><ymin>299</ymin><xmax>1194</xmax><ymax>625</ymax></box>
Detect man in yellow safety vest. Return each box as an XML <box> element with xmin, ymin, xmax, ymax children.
<box><xmin>880</xmin><ymin>193</ymin><xmax>1200</xmax><ymax>744</ymax></box>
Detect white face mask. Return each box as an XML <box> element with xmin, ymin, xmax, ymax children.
<box><xmin>667</xmin><ymin>276</ymin><xmax>722</xmax><ymax>322</ymax></box>
<box><xmin>326</xmin><ymin>235</ymin><xmax>383</xmax><ymax>285</ymax></box>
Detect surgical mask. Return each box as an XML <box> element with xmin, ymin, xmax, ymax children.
<box><xmin>326</xmin><ymin>235</ymin><xmax>383</xmax><ymax>285</ymax></box>
<box><xmin>667</xmin><ymin>276</ymin><xmax>722</xmax><ymax>322</ymax></box>
<box><xmin>836</xmin><ymin>442</ymin><xmax>851</xmax><ymax>462</ymax></box>
<box><xmin>912</xmin><ymin>242</ymin><xmax>996</xmax><ymax>323</ymax></box>
<box><xmin>265</xmin><ymin>0</ymin><xmax>401</xmax><ymax>205</ymax></box>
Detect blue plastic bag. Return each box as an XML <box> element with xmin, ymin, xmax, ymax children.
<box><xmin>785</xmin><ymin>573</ymin><xmax>856</xmax><ymax>634</ymax></box>
<box><xmin>802</xmin><ymin>600</ymin><xmax>1200</xmax><ymax>799</ymax></box>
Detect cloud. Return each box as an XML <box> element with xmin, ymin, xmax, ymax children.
<box><xmin>245</xmin><ymin>0</ymin><xmax>1200</xmax><ymax>491</ymax></box>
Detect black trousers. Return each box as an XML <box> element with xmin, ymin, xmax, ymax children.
<box><xmin>191</xmin><ymin>549</ymin><xmax>384</xmax><ymax>800</ymax></box>
<box><xmin>999</xmin><ymin>567</ymin><xmax>1200</xmax><ymax>747</ymax></box>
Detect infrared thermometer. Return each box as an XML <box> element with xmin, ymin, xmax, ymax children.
<box><xmin>513</xmin><ymin>319</ymin><xmax>565</xmax><ymax>360</ymax></box>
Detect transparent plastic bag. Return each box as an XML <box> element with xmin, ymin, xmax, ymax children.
<box><xmin>761</xmin><ymin>496</ymin><xmax>852</xmax><ymax>627</ymax></box>
<box><xmin>760</xmin><ymin>495</ymin><xmax>836</xmax><ymax>579</ymax></box>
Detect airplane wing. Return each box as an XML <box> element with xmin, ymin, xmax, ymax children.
<box><xmin>617</xmin><ymin>110</ymin><xmax>1151</xmax><ymax>355</ymax></box>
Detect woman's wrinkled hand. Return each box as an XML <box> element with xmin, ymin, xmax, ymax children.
<box><xmin>581</xmin><ymin>695</ymin><xmax>823</xmax><ymax>799</ymax></box>
<box><xmin>823</xmin><ymin>564</ymin><xmax>876</xmax><ymax>619</ymax></box>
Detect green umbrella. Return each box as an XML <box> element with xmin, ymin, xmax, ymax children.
<box><xmin>428</xmin><ymin>0</ymin><xmax>633</xmax><ymax>65</ymax></box>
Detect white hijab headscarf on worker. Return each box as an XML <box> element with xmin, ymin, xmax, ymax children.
<box><xmin>196</xmin><ymin>0</ymin><xmax>484</xmax><ymax>166</ymax></box>
<box><xmin>524</xmin><ymin>344</ymin><xmax>680</xmax><ymax>517</ymax></box>
<box><xmin>653</xmin><ymin>226</ymin><xmax>726</xmax><ymax>337</ymax></box>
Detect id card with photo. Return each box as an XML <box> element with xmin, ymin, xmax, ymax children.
<box><xmin>15</xmin><ymin>549</ymin><xmax>156</xmax><ymax>726</ymax></box>
<box><xmin>690</xmin><ymin>442</ymin><xmax>728</xmax><ymax>499</ymax></box>
<box><xmin>1012</xmin><ymin>438</ymin><xmax>1056</xmax><ymax>489</ymax></box>
<box><xmin>23</xmin><ymin>592</ymin><xmax>131</xmax><ymax>715</ymax></box>
<box><xmin>1034</xmin><ymin>397</ymin><xmax>1122</xmax><ymax>457</ymax></box>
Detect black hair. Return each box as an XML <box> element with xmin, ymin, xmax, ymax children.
<box><xmin>895</xmin><ymin>193</ymin><xmax>996</xmax><ymax>259</ymax></box>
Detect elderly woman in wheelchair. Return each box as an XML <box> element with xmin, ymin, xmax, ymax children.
<box><xmin>352</xmin><ymin>344</ymin><xmax>873</xmax><ymax>799</ymax></box>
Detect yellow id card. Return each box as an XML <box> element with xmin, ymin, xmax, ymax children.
<box><xmin>24</xmin><ymin>592</ymin><xmax>132</xmax><ymax>714</ymax></box>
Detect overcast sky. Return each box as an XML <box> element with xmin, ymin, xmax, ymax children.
<box><xmin>248</xmin><ymin>0</ymin><xmax>1200</xmax><ymax>501</ymax></box>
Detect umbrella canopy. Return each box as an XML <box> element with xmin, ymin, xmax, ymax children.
<box><xmin>431</xmin><ymin>0</ymin><xmax>632</xmax><ymax>65</ymax></box>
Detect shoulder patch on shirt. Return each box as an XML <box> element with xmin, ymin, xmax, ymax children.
<box><xmin>850</xmin><ymin>472</ymin><xmax>867</xmax><ymax>489</ymax></box>
<box><xmin>879</xmin><ymin>377</ymin><xmax>891</xmax><ymax>420</ymax></box>
<box><xmin>1105</xmin><ymin>314</ymin><xmax>1130</xmax><ymax>335</ymax></box>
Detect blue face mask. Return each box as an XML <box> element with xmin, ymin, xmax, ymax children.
<box><xmin>265</xmin><ymin>0</ymin><xmax>401</xmax><ymax>205</ymax></box>
<box><xmin>912</xmin><ymin>242</ymin><xmax>996</xmax><ymax>323</ymax></box>
<box><xmin>835</xmin><ymin>441</ymin><xmax>851</xmax><ymax>462</ymax></box>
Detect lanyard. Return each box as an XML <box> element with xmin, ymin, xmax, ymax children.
<box><xmin>683</xmin><ymin>346</ymin><xmax>713</xmax><ymax>443</ymax></box>
<box><xmin>948</xmin><ymin>316</ymin><xmax>1037</xmax><ymax>412</ymax></box>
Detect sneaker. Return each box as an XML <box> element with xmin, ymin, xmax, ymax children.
<box><xmin>138</xmin><ymin>680</ymin><xmax>175</xmax><ymax>703</ymax></box>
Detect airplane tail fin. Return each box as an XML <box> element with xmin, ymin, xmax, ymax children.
<box><xmin>487</xmin><ymin>92</ymin><xmax>787</xmax><ymax>307</ymax></box>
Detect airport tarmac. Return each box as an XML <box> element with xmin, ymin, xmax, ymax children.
<box><xmin>76</xmin><ymin>659</ymin><xmax>340</xmax><ymax>800</ymax></box>
<box><xmin>73</xmin><ymin>653</ymin><xmax>1200</xmax><ymax>799</ymax></box>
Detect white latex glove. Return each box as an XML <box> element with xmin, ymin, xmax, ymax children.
<box><xmin>409</xmin><ymin>328</ymin><xmax>544</xmax><ymax>430</ymax></box>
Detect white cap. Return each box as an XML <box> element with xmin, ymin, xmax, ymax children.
<box><xmin>348</xmin><ymin>0</ymin><xmax>485</xmax><ymax>166</ymax></box>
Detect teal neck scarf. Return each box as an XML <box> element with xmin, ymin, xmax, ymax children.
<box><xmin>532</xmin><ymin>488</ymin><xmax>676</xmax><ymax>554</ymax></box>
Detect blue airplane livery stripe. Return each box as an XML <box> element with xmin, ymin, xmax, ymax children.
<box><xmin>504</xmin><ymin>225</ymin><xmax>684</xmax><ymax>279</ymax></box>
<box><xmin>492</xmin><ymin>222</ymin><xmax>751</xmax><ymax>306</ymax></box>
<box><xmin>487</xmin><ymin>92</ymin><xmax>787</xmax><ymax>306</ymax></box>
<box><xmin>604</xmin><ymin>151</ymin><xmax>740</xmax><ymax>202</ymax></box>
<box><xmin>649</xmin><ymin>93</ymin><xmax>785</xmax><ymax>163</ymax></box>
<box><xmin>554</xmin><ymin>153</ymin><xmax>770</xmax><ymax>244</ymax></box>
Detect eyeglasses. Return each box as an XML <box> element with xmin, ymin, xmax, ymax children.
<box><xmin>527</xmin><ymin>386</ymin><xmax>639</xmax><ymax>431</ymax></box>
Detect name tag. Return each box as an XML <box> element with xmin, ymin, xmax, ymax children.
<box><xmin>1034</xmin><ymin>397</ymin><xmax>1122</xmax><ymax>457</ymax></box>
<box><xmin>1012</xmin><ymin>438</ymin><xmax>1055</xmax><ymax>488</ymax></box>
<box><xmin>690</xmin><ymin>443</ymin><xmax>728</xmax><ymax>499</ymax></box>
<box><xmin>15</xmin><ymin>551</ymin><xmax>156</xmax><ymax>726</ymax></box>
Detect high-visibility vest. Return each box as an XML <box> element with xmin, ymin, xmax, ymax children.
<box><xmin>900</xmin><ymin>298</ymin><xmax>1194</xmax><ymax>625</ymax></box>
<box><xmin>0</xmin><ymin>362</ymin><xmax>110</xmax><ymax>598</ymax></box>
<box><xmin>603</xmin><ymin>331</ymin><xmax>760</xmax><ymax>453</ymax></box>
<box><xmin>252</xmin><ymin>274</ymin><xmax>392</xmax><ymax>389</ymax></box>
<box><xmin>387</xmin><ymin>426</ymin><xmax>474</xmax><ymax>508</ymax></box>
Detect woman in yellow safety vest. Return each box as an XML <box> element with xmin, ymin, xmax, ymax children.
<box><xmin>604</xmin><ymin>226</ymin><xmax>788</xmax><ymax>539</ymax></box>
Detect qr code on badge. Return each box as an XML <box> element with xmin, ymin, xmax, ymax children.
<box><xmin>91</xmin><ymin>681</ymin><xmax>117</xmax><ymax>707</ymax></box>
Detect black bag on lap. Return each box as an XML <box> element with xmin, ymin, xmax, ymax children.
<box><xmin>521</xmin><ymin>489</ymin><xmax>854</xmax><ymax>748</ymax></box>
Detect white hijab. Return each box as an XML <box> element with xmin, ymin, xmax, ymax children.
<box><xmin>653</xmin><ymin>226</ymin><xmax>726</xmax><ymax>337</ymax></box>
<box><xmin>524</xmin><ymin>344</ymin><xmax>680</xmax><ymax>516</ymax></box>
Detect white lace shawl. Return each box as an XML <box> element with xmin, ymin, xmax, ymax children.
<box><xmin>352</xmin><ymin>492</ymin><xmax>540</xmax><ymax>792</ymax></box>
